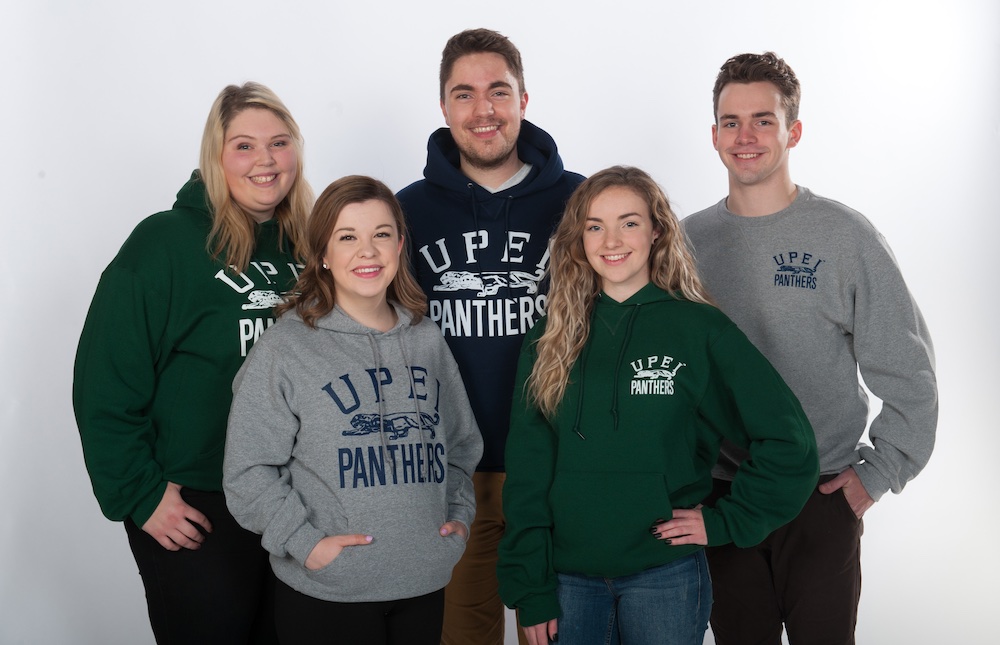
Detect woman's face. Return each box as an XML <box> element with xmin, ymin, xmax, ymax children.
<box><xmin>582</xmin><ymin>186</ymin><xmax>659</xmax><ymax>302</ymax></box>
<box><xmin>221</xmin><ymin>108</ymin><xmax>298</xmax><ymax>223</ymax></box>
<box><xmin>322</xmin><ymin>199</ymin><xmax>403</xmax><ymax>314</ymax></box>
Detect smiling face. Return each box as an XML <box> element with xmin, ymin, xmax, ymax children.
<box><xmin>440</xmin><ymin>52</ymin><xmax>527</xmax><ymax>177</ymax></box>
<box><xmin>322</xmin><ymin>199</ymin><xmax>403</xmax><ymax>317</ymax></box>
<box><xmin>221</xmin><ymin>108</ymin><xmax>298</xmax><ymax>223</ymax></box>
<box><xmin>712</xmin><ymin>81</ymin><xmax>801</xmax><ymax>190</ymax></box>
<box><xmin>583</xmin><ymin>186</ymin><xmax>660</xmax><ymax>302</ymax></box>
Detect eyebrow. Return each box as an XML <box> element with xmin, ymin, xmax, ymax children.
<box><xmin>225</xmin><ymin>133</ymin><xmax>291</xmax><ymax>143</ymax></box>
<box><xmin>718</xmin><ymin>111</ymin><xmax>778</xmax><ymax>121</ymax></box>
<box><xmin>449</xmin><ymin>80</ymin><xmax>514</xmax><ymax>94</ymax></box>
<box><xmin>333</xmin><ymin>223</ymin><xmax>395</xmax><ymax>233</ymax></box>
<box><xmin>586</xmin><ymin>212</ymin><xmax>643</xmax><ymax>222</ymax></box>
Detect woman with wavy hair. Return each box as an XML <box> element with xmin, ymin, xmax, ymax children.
<box><xmin>74</xmin><ymin>82</ymin><xmax>312</xmax><ymax>643</ymax></box>
<box><xmin>224</xmin><ymin>176</ymin><xmax>483</xmax><ymax>645</ymax></box>
<box><xmin>497</xmin><ymin>166</ymin><xmax>819</xmax><ymax>645</ymax></box>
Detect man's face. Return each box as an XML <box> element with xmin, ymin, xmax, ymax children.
<box><xmin>712</xmin><ymin>81</ymin><xmax>801</xmax><ymax>188</ymax></box>
<box><xmin>440</xmin><ymin>52</ymin><xmax>528</xmax><ymax>171</ymax></box>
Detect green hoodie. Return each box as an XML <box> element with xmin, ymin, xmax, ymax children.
<box><xmin>73</xmin><ymin>171</ymin><xmax>302</xmax><ymax>526</ymax></box>
<box><xmin>497</xmin><ymin>283</ymin><xmax>818</xmax><ymax>627</ymax></box>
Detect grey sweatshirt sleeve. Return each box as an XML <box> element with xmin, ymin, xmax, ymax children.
<box><xmin>850</xmin><ymin>232</ymin><xmax>937</xmax><ymax>501</ymax></box>
<box><xmin>438</xmin><ymin>343</ymin><xmax>483</xmax><ymax>532</ymax></box>
<box><xmin>223</xmin><ymin>338</ymin><xmax>326</xmax><ymax>565</ymax></box>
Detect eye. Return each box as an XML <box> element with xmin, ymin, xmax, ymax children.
<box><xmin>237</xmin><ymin>143</ymin><xmax>252</xmax><ymax>150</ymax></box>
<box><xmin>585</xmin><ymin>225</ymin><xmax>602</xmax><ymax>232</ymax></box>
<box><xmin>375</xmin><ymin>231</ymin><xmax>392</xmax><ymax>239</ymax></box>
<box><xmin>492</xmin><ymin>90</ymin><xmax>509</xmax><ymax>98</ymax></box>
<box><xmin>339</xmin><ymin>234</ymin><xmax>356</xmax><ymax>241</ymax></box>
<box><xmin>272</xmin><ymin>140</ymin><xmax>288</xmax><ymax>148</ymax></box>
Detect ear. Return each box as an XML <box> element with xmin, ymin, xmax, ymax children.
<box><xmin>787</xmin><ymin>120</ymin><xmax>802</xmax><ymax>149</ymax></box>
<box><xmin>711</xmin><ymin>123</ymin><xmax>719</xmax><ymax>150</ymax></box>
<box><xmin>440</xmin><ymin>99</ymin><xmax>450</xmax><ymax>126</ymax></box>
<box><xmin>519</xmin><ymin>91</ymin><xmax>529</xmax><ymax>120</ymax></box>
<box><xmin>397</xmin><ymin>235</ymin><xmax>405</xmax><ymax>255</ymax></box>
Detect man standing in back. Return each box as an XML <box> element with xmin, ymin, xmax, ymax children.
<box><xmin>683</xmin><ymin>52</ymin><xmax>938</xmax><ymax>645</ymax></box>
<box><xmin>396</xmin><ymin>28</ymin><xmax>583</xmax><ymax>645</ymax></box>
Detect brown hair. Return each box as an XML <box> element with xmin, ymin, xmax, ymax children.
<box><xmin>275</xmin><ymin>176</ymin><xmax>426</xmax><ymax>328</ymax></box>
<box><xmin>439</xmin><ymin>28</ymin><xmax>526</xmax><ymax>101</ymax></box>
<box><xmin>712</xmin><ymin>52</ymin><xmax>801</xmax><ymax>125</ymax></box>
<box><xmin>200</xmin><ymin>82</ymin><xmax>312</xmax><ymax>271</ymax></box>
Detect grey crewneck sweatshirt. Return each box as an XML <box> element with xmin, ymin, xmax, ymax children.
<box><xmin>224</xmin><ymin>303</ymin><xmax>482</xmax><ymax>602</ymax></box>
<box><xmin>683</xmin><ymin>187</ymin><xmax>937</xmax><ymax>501</ymax></box>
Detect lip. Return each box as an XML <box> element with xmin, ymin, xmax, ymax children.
<box><xmin>469</xmin><ymin>123</ymin><xmax>502</xmax><ymax>138</ymax></box>
<box><xmin>249</xmin><ymin>173</ymin><xmax>279</xmax><ymax>185</ymax></box>
<box><xmin>601</xmin><ymin>252</ymin><xmax>631</xmax><ymax>265</ymax></box>
<box><xmin>351</xmin><ymin>265</ymin><xmax>384</xmax><ymax>278</ymax></box>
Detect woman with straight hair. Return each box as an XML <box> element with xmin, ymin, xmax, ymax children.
<box><xmin>224</xmin><ymin>176</ymin><xmax>483</xmax><ymax>645</ymax></box>
<box><xmin>73</xmin><ymin>82</ymin><xmax>312</xmax><ymax>643</ymax></box>
<box><xmin>497</xmin><ymin>166</ymin><xmax>819</xmax><ymax>645</ymax></box>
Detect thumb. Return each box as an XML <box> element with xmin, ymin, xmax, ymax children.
<box><xmin>818</xmin><ymin>472</ymin><xmax>845</xmax><ymax>495</ymax></box>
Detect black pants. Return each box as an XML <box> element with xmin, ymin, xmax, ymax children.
<box><xmin>705</xmin><ymin>476</ymin><xmax>863</xmax><ymax>645</ymax></box>
<box><xmin>274</xmin><ymin>578</ymin><xmax>445</xmax><ymax>645</ymax></box>
<box><xmin>124</xmin><ymin>488</ymin><xmax>277</xmax><ymax>645</ymax></box>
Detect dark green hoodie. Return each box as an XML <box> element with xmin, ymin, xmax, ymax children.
<box><xmin>73</xmin><ymin>172</ymin><xmax>302</xmax><ymax>526</ymax></box>
<box><xmin>497</xmin><ymin>283</ymin><xmax>818</xmax><ymax>627</ymax></box>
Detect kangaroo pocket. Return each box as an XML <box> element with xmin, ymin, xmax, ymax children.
<box><xmin>550</xmin><ymin>470</ymin><xmax>674</xmax><ymax>577</ymax></box>
<box><xmin>295</xmin><ymin>524</ymin><xmax>466</xmax><ymax>602</ymax></box>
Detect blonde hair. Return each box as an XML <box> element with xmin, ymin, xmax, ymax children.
<box><xmin>527</xmin><ymin>166</ymin><xmax>713</xmax><ymax>417</ymax></box>
<box><xmin>199</xmin><ymin>82</ymin><xmax>312</xmax><ymax>271</ymax></box>
<box><xmin>275</xmin><ymin>176</ymin><xmax>427</xmax><ymax>328</ymax></box>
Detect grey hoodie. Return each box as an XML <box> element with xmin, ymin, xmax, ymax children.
<box><xmin>224</xmin><ymin>303</ymin><xmax>482</xmax><ymax>602</ymax></box>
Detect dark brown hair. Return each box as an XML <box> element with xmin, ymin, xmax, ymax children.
<box><xmin>439</xmin><ymin>28</ymin><xmax>526</xmax><ymax>101</ymax></box>
<box><xmin>712</xmin><ymin>52</ymin><xmax>801</xmax><ymax>125</ymax></box>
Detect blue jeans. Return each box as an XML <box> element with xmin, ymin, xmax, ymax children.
<box><xmin>556</xmin><ymin>551</ymin><xmax>712</xmax><ymax>645</ymax></box>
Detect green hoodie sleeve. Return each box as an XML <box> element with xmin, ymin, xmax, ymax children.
<box><xmin>497</xmin><ymin>325</ymin><xmax>562</xmax><ymax>628</ymax></box>
<box><xmin>73</xmin><ymin>262</ymin><xmax>170</xmax><ymax>526</ymax></box>
<box><xmin>697</xmin><ymin>324</ymin><xmax>819</xmax><ymax>548</ymax></box>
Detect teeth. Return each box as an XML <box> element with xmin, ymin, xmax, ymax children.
<box><xmin>250</xmin><ymin>174</ymin><xmax>276</xmax><ymax>184</ymax></box>
<box><xmin>736</xmin><ymin>153</ymin><xmax>759</xmax><ymax>159</ymax></box>
<box><xmin>605</xmin><ymin>253</ymin><xmax>628</xmax><ymax>261</ymax></box>
<box><xmin>472</xmin><ymin>125</ymin><xmax>498</xmax><ymax>133</ymax></box>
<box><xmin>355</xmin><ymin>267</ymin><xmax>380</xmax><ymax>274</ymax></box>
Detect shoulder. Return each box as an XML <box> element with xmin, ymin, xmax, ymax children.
<box><xmin>680</xmin><ymin>199</ymin><xmax>726</xmax><ymax>236</ymax></box>
<box><xmin>107</xmin><ymin>207</ymin><xmax>211</xmax><ymax>275</ymax></box>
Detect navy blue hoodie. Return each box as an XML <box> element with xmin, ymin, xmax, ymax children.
<box><xmin>397</xmin><ymin>120</ymin><xmax>584</xmax><ymax>472</ymax></box>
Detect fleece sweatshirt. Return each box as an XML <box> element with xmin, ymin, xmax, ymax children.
<box><xmin>497</xmin><ymin>283</ymin><xmax>818</xmax><ymax>627</ymax></box>
<box><xmin>223</xmin><ymin>304</ymin><xmax>483</xmax><ymax>603</ymax></box>
<box><xmin>396</xmin><ymin>120</ymin><xmax>584</xmax><ymax>472</ymax></box>
<box><xmin>73</xmin><ymin>171</ymin><xmax>301</xmax><ymax>526</ymax></box>
<box><xmin>683</xmin><ymin>187</ymin><xmax>937</xmax><ymax>501</ymax></box>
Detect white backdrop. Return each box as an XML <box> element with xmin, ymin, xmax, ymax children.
<box><xmin>3</xmin><ymin>1</ymin><xmax>997</xmax><ymax>643</ymax></box>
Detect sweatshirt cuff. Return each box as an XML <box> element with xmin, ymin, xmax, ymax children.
<box><xmin>130</xmin><ymin>481</ymin><xmax>168</xmax><ymax>528</ymax></box>
<box><xmin>701</xmin><ymin>507</ymin><xmax>733</xmax><ymax>547</ymax></box>
<box><xmin>514</xmin><ymin>591</ymin><xmax>562</xmax><ymax>628</ymax></box>
<box><xmin>853</xmin><ymin>463</ymin><xmax>890</xmax><ymax>503</ymax></box>
<box><xmin>283</xmin><ymin>522</ymin><xmax>329</xmax><ymax>566</ymax></box>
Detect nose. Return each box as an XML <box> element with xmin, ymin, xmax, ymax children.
<box><xmin>357</xmin><ymin>237</ymin><xmax>375</xmax><ymax>258</ymax></box>
<box><xmin>257</xmin><ymin>145</ymin><xmax>276</xmax><ymax>166</ymax></box>
<box><xmin>604</xmin><ymin>229</ymin><xmax>623</xmax><ymax>248</ymax></box>
<box><xmin>735</xmin><ymin>124</ymin><xmax>755</xmax><ymax>145</ymax></box>
<box><xmin>474</xmin><ymin>95</ymin><xmax>495</xmax><ymax>117</ymax></box>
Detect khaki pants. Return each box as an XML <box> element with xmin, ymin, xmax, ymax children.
<box><xmin>441</xmin><ymin>471</ymin><xmax>529</xmax><ymax>645</ymax></box>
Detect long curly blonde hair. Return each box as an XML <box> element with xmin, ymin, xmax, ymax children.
<box><xmin>527</xmin><ymin>166</ymin><xmax>713</xmax><ymax>417</ymax></box>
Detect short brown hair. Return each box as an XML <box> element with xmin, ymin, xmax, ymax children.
<box><xmin>439</xmin><ymin>28</ymin><xmax>526</xmax><ymax>101</ymax></box>
<box><xmin>712</xmin><ymin>52</ymin><xmax>801</xmax><ymax>125</ymax></box>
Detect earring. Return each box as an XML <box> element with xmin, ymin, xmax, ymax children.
<box><xmin>322</xmin><ymin>263</ymin><xmax>329</xmax><ymax>269</ymax></box>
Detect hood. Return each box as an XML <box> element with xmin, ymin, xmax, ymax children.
<box><xmin>422</xmin><ymin>120</ymin><xmax>569</xmax><ymax>200</ymax></box>
<box><xmin>172</xmin><ymin>170</ymin><xmax>213</xmax><ymax>215</ymax></box>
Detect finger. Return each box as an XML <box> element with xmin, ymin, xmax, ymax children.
<box><xmin>170</xmin><ymin>528</ymin><xmax>204</xmax><ymax>550</ymax></box>
<box><xmin>818</xmin><ymin>471</ymin><xmax>848</xmax><ymax>494</ymax></box>
<box><xmin>184</xmin><ymin>507</ymin><xmax>213</xmax><ymax>534</ymax></box>
<box><xmin>336</xmin><ymin>534</ymin><xmax>374</xmax><ymax>546</ymax></box>
<box><xmin>548</xmin><ymin>618</ymin><xmax>559</xmax><ymax>641</ymax></box>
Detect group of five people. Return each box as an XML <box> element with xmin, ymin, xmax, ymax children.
<box><xmin>73</xmin><ymin>27</ymin><xmax>937</xmax><ymax>645</ymax></box>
